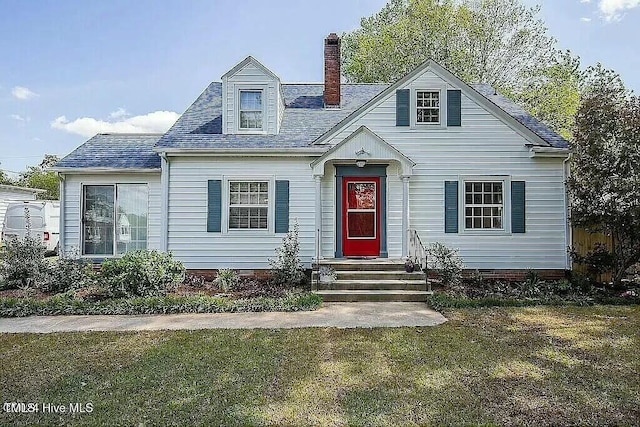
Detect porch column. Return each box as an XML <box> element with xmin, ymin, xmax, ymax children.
<box><xmin>402</xmin><ymin>175</ymin><xmax>410</xmax><ymax>257</ymax></box>
<box><xmin>314</xmin><ymin>175</ymin><xmax>323</xmax><ymax>261</ymax></box>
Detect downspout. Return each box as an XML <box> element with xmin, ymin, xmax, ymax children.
<box><xmin>563</xmin><ymin>153</ymin><xmax>573</xmax><ymax>271</ymax></box>
<box><xmin>160</xmin><ymin>153</ymin><xmax>169</xmax><ymax>252</ymax></box>
<box><xmin>58</xmin><ymin>173</ymin><xmax>65</xmax><ymax>254</ymax></box>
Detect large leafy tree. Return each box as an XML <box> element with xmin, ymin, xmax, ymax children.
<box><xmin>568</xmin><ymin>80</ymin><xmax>639</xmax><ymax>286</ymax></box>
<box><xmin>19</xmin><ymin>155</ymin><xmax>60</xmax><ymax>200</ymax></box>
<box><xmin>342</xmin><ymin>0</ymin><xmax>556</xmax><ymax>92</ymax></box>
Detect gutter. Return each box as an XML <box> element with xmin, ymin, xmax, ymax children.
<box><xmin>160</xmin><ymin>153</ymin><xmax>169</xmax><ymax>252</ymax></box>
<box><xmin>49</xmin><ymin>167</ymin><xmax>161</xmax><ymax>173</ymax></box>
<box><xmin>154</xmin><ymin>147</ymin><xmax>328</xmax><ymax>156</ymax></box>
<box><xmin>529</xmin><ymin>146</ymin><xmax>572</xmax><ymax>158</ymax></box>
<box><xmin>58</xmin><ymin>173</ymin><xmax>65</xmax><ymax>255</ymax></box>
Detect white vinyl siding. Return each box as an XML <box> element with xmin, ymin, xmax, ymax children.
<box><xmin>167</xmin><ymin>157</ymin><xmax>315</xmax><ymax>269</ymax></box>
<box><xmin>222</xmin><ymin>61</ymin><xmax>282</xmax><ymax>135</ymax></box>
<box><xmin>61</xmin><ymin>173</ymin><xmax>161</xmax><ymax>256</ymax></box>
<box><xmin>320</xmin><ymin>69</ymin><xmax>568</xmax><ymax>269</ymax></box>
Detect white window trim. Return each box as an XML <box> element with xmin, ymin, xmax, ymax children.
<box><xmin>411</xmin><ymin>86</ymin><xmax>447</xmax><ymax>129</ymax></box>
<box><xmin>80</xmin><ymin>183</ymin><xmax>150</xmax><ymax>258</ymax></box>
<box><xmin>222</xmin><ymin>176</ymin><xmax>275</xmax><ymax>234</ymax></box>
<box><xmin>235</xmin><ymin>85</ymin><xmax>267</xmax><ymax>134</ymax></box>
<box><xmin>458</xmin><ymin>175</ymin><xmax>511</xmax><ymax>235</ymax></box>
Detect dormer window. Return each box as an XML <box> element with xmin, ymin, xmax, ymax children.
<box><xmin>416</xmin><ymin>90</ymin><xmax>440</xmax><ymax>124</ymax></box>
<box><xmin>239</xmin><ymin>90</ymin><xmax>263</xmax><ymax>130</ymax></box>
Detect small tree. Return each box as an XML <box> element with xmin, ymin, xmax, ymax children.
<box><xmin>568</xmin><ymin>83</ymin><xmax>640</xmax><ymax>286</ymax></box>
<box><xmin>269</xmin><ymin>221</ymin><xmax>305</xmax><ymax>287</ymax></box>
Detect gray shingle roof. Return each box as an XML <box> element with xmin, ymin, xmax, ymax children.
<box><xmin>471</xmin><ymin>84</ymin><xmax>569</xmax><ymax>149</ymax></box>
<box><xmin>55</xmin><ymin>134</ymin><xmax>161</xmax><ymax>169</ymax></box>
<box><xmin>155</xmin><ymin>83</ymin><xmax>389</xmax><ymax>149</ymax></box>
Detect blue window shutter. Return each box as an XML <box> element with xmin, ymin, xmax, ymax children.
<box><xmin>275</xmin><ymin>180</ymin><xmax>289</xmax><ymax>233</ymax></box>
<box><xmin>396</xmin><ymin>89</ymin><xmax>410</xmax><ymax>126</ymax></box>
<box><xmin>207</xmin><ymin>180</ymin><xmax>222</xmax><ymax>232</ymax></box>
<box><xmin>444</xmin><ymin>181</ymin><xmax>458</xmax><ymax>233</ymax></box>
<box><xmin>447</xmin><ymin>90</ymin><xmax>461</xmax><ymax>127</ymax></box>
<box><xmin>511</xmin><ymin>181</ymin><xmax>526</xmax><ymax>233</ymax></box>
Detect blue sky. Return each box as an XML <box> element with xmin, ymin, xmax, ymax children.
<box><xmin>1</xmin><ymin>0</ymin><xmax>638</xmax><ymax>176</ymax></box>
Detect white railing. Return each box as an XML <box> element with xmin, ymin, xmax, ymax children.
<box><xmin>408</xmin><ymin>228</ymin><xmax>430</xmax><ymax>292</ymax></box>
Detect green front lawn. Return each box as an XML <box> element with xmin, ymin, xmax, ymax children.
<box><xmin>1</xmin><ymin>306</ymin><xmax>638</xmax><ymax>426</ymax></box>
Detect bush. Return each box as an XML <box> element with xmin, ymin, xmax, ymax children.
<box><xmin>215</xmin><ymin>269</ymin><xmax>239</xmax><ymax>292</ymax></box>
<box><xmin>42</xmin><ymin>248</ymin><xmax>96</xmax><ymax>294</ymax></box>
<box><xmin>0</xmin><ymin>234</ymin><xmax>48</xmax><ymax>290</ymax></box>
<box><xmin>269</xmin><ymin>221</ymin><xmax>305</xmax><ymax>287</ymax></box>
<box><xmin>0</xmin><ymin>291</ymin><xmax>322</xmax><ymax>317</ymax></box>
<box><xmin>100</xmin><ymin>250</ymin><xmax>185</xmax><ymax>298</ymax></box>
<box><xmin>427</xmin><ymin>242</ymin><xmax>464</xmax><ymax>286</ymax></box>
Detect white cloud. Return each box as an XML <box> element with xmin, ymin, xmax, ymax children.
<box><xmin>11</xmin><ymin>86</ymin><xmax>38</xmax><ymax>100</ymax></box>
<box><xmin>9</xmin><ymin>114</ymin><xmax>29</xmax><ymax>122</ymax></box>
<box><xmin>599</xmin><ymin>0</ymin><xmax>640</xmax><ymax>21</ymax></box>
<box><xmin>580</xmin><ymin>0</ymin><xmax>591</xmax><ymax>3</ymax></box>
<box><xmin>109</xmin><ymin>107</ymin><xmax>128</xmax><ymax>119</ymax></box>
<box><xmin>580</xmin><ymin>16</ymin><xmax>593</xmax><ymax>21</ymax></box>
<box><xmin>51</xmin><ymin>110</ymin><xmax>180</xmax><ymax>137</ymax></box>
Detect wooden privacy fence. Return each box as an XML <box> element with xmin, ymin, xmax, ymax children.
<box><xmin>571</xmin><ymin>228</ymin><xmax>614</xmax><ymax>283</ymax></box>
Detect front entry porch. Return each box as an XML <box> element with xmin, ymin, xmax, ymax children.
<box><xmin>310</xmin><ymin>126</ymin><xmax>416</xmax><ymax>262</ymax></box>
<box><xmin>312</xmin><ymin>258</ymin><xmax>432</xmax><ymax>302</ymax></box>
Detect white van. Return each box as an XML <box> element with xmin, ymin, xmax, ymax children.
<box><xmin>1</xmin><ymin>201</ymin><xmax>60</xmax><ymax>255</ymax></box>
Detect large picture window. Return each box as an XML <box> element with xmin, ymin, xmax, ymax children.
<box><xmin>82</xmin><ymin>184</ymin><xmax>148</xmax><ymax>255</ymax></box>
<box><xmin>228</xmin><ymin>181</ymin><xmax>268</xmax><ymax>229</ymax></box>
<box><xmin>239</xmin><ymin>90</ymin><xmax>263</xmax><ymax>130</ymax></box>
<box><xmin>464</xmin><ymin>181</ymin><xmax>504</xmax><ymax>230</ymax></box>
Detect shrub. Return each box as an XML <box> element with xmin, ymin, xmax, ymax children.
<box><xmin>269</xmin><ymin>221</ymin><xmax>305</xmax><ymax>287</ymax></box>
<box><xmin>182</xmin><ymin>273</ymin><xmax>207</xmax><ymax>289</ymax></box>
<box><xmin>0</xmin><ymin>291</ymin><xmax>322</xmax><ymax>317</ymax></box>
<box><xmin>427</xmin><ymin>242</ymin><xmax>464</xmax><ymax>286</ymax></box>
<box><xmin>100</xmin><ymin>250</ymin><xmax>185</xmax><ymax>298</ymax></box>
<box><xmin>42</xmin><ymin>248</ymin><xmax>95</xmax><ymax>294</ymax></box>
<box><xmin>215</xmin><ymin>269</ymin><xmax>239</xmax><ymax>292</ymax></box>
<box><xmin>0</xmin><ymin>234</ymin><xmax>48</xmax><ymax>290</ymax></box>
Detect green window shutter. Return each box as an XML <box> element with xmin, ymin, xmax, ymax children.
<box><xmin>444</xmin><ymin>181</ymin><xmax>458</xmax><ymax>233</ymax></box>
<box><xmin>396</xmin><ymin>89</ymin><xmax>410</xmax><ymax>126</ymax></box>
<box><xmin>511</xmin><ymin>181</ymin><xmax>526</xmax><ymax>233</ymax></box>
<box><xmin>207</xmin><ymin>180</ymin><xmax>222</xmax><ymax>232</ymax></box>
<box><xmin>275</xmin><ymin>180</ymin><xmax>290</xmax><ymax>233</ymax></box>
<box><xmin>447</xmin><ymin>90</ymin><xmax>461</xmax><ymax>127</ymax></box>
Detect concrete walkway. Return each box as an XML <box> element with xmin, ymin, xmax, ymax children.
<box><xmin>0</xmin><ymin>303</ymin><xmax>447</xmax><ymax>333</ymax></box>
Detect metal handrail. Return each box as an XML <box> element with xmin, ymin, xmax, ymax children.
<box><xmin>408</xmin><ymin>228</ymin><xmax>430</xmax><ymax>292</ymax></box>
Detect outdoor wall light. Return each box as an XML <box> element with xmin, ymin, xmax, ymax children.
<box><xmin>355</xmin><ymin>159</ymin><xmax>367</xmax><ymax>168</ymax></box>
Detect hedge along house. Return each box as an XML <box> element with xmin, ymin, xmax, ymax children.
<box><xmin>54</xmin><ymin>33</ymin><xmax>571</xmax><ymax>297</ymax></box>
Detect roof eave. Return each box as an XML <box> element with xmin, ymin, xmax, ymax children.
<box><xmin>528</xmin><ymin>146</ymin><xmax>572</xmax><ymax>158</ymax></box>
<box><xmin>52</xmin><ymin>167</ymin><xmax>161</xmax><ymax>174</ymax></box>
<box><xmin>156</xmin><ymin>147</ymin><xmax>328</xmax><ymax>156</ymax></box>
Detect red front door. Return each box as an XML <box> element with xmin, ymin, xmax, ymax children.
<box><xmin>342</xmin><ymin>177</ymin><xmax>381</xmax><ymax>257</ymax></box>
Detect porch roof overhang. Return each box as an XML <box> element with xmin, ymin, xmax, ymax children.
<box><xmin>310</xmin><ymin>126</ymin><xmax>415</xmax><ymax>177</ymax></box>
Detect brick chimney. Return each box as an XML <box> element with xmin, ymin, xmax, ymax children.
<box><xmin>324</xmin><ymin>33</ymin><xmax>341</xmax><ymax>108</ymax></box>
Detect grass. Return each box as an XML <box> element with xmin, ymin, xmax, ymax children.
<box><xmin>1</xmin><ymin>305</ymin><xmax>638</xmax><ymax>426</ymax></box>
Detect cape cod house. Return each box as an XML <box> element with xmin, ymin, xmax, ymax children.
<box><xmin>54</xmin><ymin>33</ymin><xmax>571</xmax><ymax>298</ymax></box>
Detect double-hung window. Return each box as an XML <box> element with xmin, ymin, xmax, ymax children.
<box><xmin>229</xmin><ymin>181</ymin><xmax>268</xmax><ymax>229</ymax></box>
<box><xmin>464</xmin><ymin>181</ymin><xmax>504</xmax><ymax>230</ymax></box>
<box><xmin>239</xmin><ymin>90</ymin><xmax>263</xmax><ymax>130</ymax></box>
<box><xmin>82</xmin><ymin>184</ymin><xmax>149</xmax><ymax>255</ymax></box>
<box><xmin>416</xmin><ymin>90</ymin><xmax>440</xmax><ymax>124</ymax></box>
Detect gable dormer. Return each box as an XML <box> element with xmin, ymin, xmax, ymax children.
<box><xmin>221</xmin><ymin>56</ymin><xmax>284</xmax><ymax>135</ymax></box>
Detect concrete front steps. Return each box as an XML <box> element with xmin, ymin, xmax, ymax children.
<box><xmin>312</xmin><ymin>258</ymin><xmax>432</xmax><ymax>302</ymax></box>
